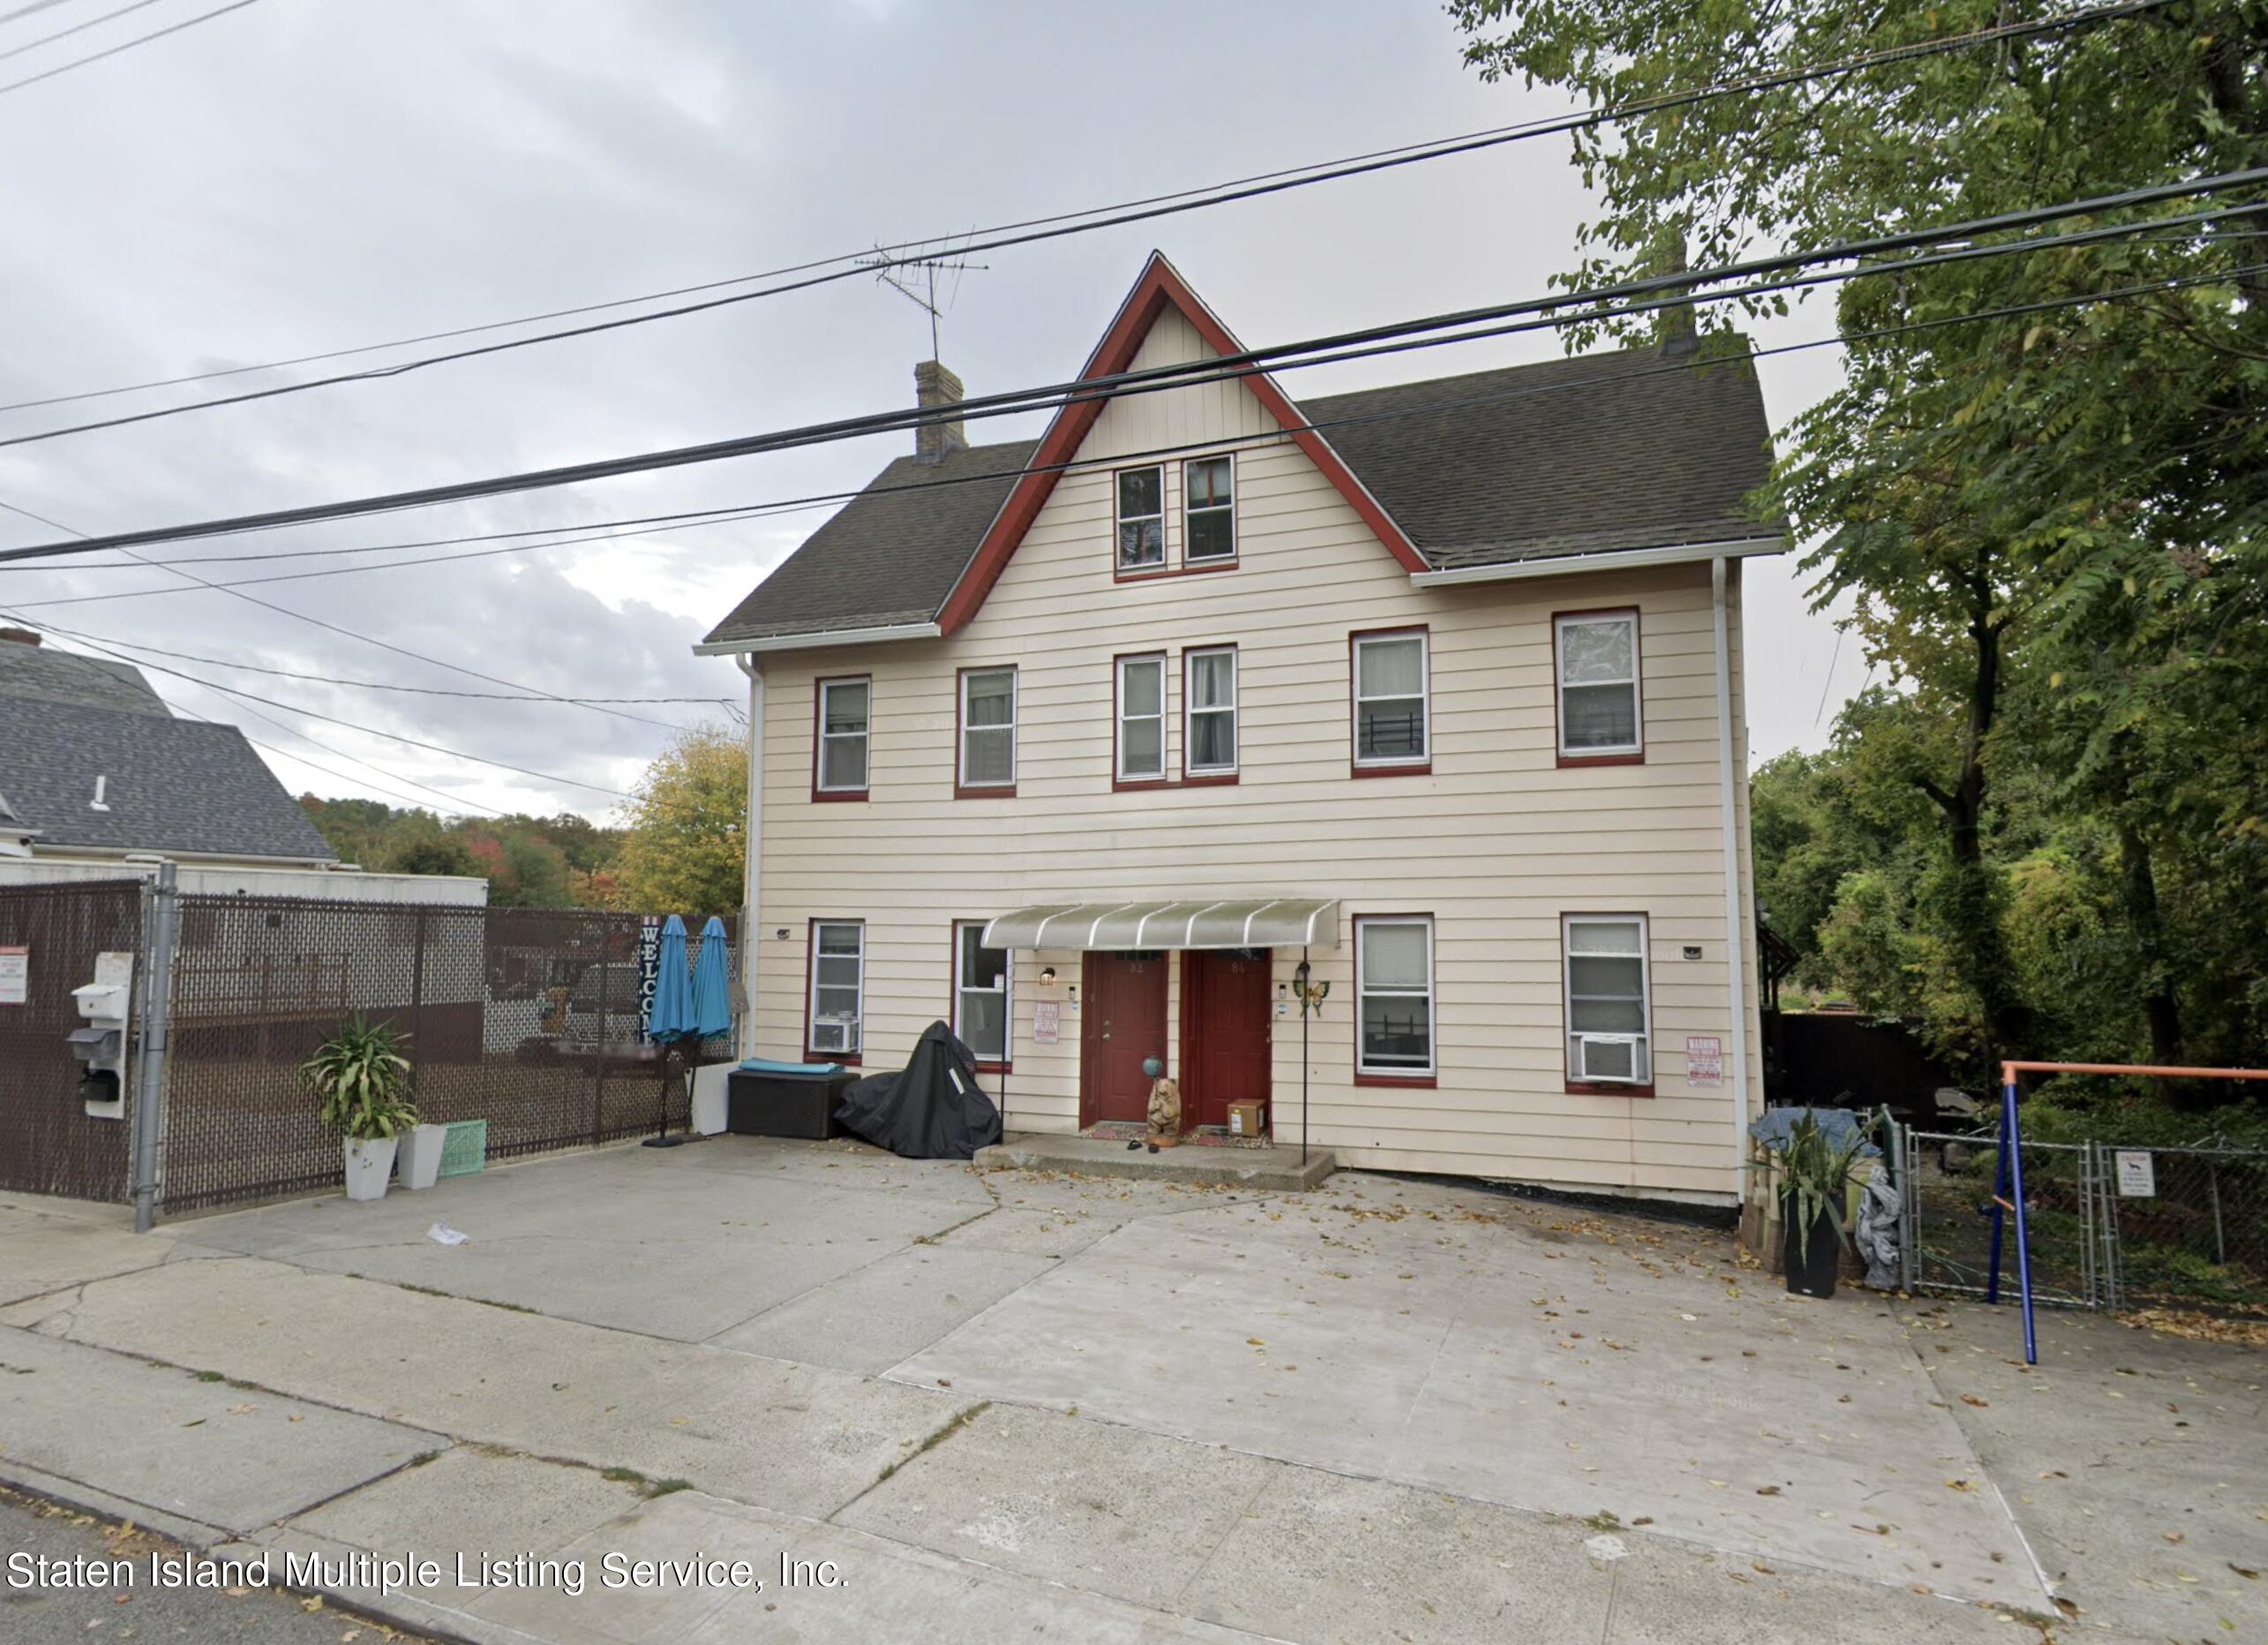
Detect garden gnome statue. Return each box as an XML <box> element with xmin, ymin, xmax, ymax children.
<box><xmin>1127</xmin><ymin>1055</ymin><xmax>1181</xmax><ymax>1152</ymax></box>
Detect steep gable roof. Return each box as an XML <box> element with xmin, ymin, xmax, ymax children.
<box><xmin>702</xmin><ymin>258</ymin><xmax>1781</xmax><ymax>652</ymax></box>
<box><xmin>0</xmin><ymin>695</ymin><xmax>337</xmax><ymax>860</ymax></box>
<box><xmin>0</xmin><ymin>638</ymin><xmax>168</xmax><ymax>714</ymax></box>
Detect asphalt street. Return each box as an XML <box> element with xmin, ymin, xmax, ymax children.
<box><xmin>0</xmin><ymin>1487</ymin><xmax>431</xmax><ymax>1645</ymax></box>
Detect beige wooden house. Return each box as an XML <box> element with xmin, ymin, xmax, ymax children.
<box><xmin>701</xmin><ymin>253</ymin><xmax>1782</xmax><ymax>1205</ymax></box>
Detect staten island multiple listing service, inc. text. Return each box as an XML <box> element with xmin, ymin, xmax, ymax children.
<box><xmin>8</xmin><ymin>1548</ymin><xmax>849</xmax><ymax>1600</ymax></box>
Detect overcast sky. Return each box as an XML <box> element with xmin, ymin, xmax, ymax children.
<box><xmin>0</xmin><ymin>0</ymin><xmax>1862</xmax><ymax>823</ymax></box>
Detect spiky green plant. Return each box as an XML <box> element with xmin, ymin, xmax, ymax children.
<box><xmin>1771</xmin><ymin>1112</ymin><xmax>1867</xmax><ymax>1269</ymax></box>
<box><xmin>303</xmin><ymin>1016</ymin><xmax>418</xmax><ymax>1141</ymax></box>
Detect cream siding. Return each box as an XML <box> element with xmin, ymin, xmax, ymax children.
<box><xmin>740</xmin><ymin>320</ymin><xmax>1764</xmax><ymax>1200</ymax></box>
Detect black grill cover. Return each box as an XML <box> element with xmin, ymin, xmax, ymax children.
<box><xmin>833</xmin><ymin>1020</ymin><xmax>1003</xmax><ymax>1161</ymax></box>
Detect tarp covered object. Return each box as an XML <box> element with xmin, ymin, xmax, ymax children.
<box><xmin>834</xmin><ymin>1020</ymin><xmax>1003</xmax><ymax>1161</ymax></box>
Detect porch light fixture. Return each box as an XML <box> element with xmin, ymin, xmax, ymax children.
<box><xmin>1039</xmin><ymin>966</ymin><xmax>1057</xmax><ymax>986</ymax></box>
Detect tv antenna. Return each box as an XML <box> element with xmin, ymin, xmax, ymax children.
<box><xmin>859</xmin><ymin>246</ymin><xmax>987</xmax><ymax>359</ymax></box>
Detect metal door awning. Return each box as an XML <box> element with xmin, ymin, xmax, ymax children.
<box><xmin>981</xmin><ymin>898</ymin><xmax>1339</xmax><ymax>952</ymax></box>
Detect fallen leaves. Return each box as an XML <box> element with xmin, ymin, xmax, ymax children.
<box><xmin>1960</xmin><ymin>1394</ymin><xmax>1989</xmax><ymax>1408</ymax></box>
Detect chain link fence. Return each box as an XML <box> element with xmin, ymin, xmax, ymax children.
<box><xmin>0</xmin><ymin>879</ymin><xmax>141</xmax><ymax>1202</ymax></box>
<box><xmin>0</xmin><ymin>880</ymin><xmax>739</xmax><ymax>1218</ymax></box>
<box><xmin>1900</xmin><ymin>1123</ymin><xmax>2268</xmax><ymax>1318</ymax></box>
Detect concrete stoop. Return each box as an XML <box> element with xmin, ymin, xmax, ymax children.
<box><xmin>975</xmin><ymin>1131</ymin><xmax>1336</xmax><ymax>1191</ymax></box>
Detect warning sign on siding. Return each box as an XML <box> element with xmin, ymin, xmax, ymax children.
<box><xmin>1686</xmin><ymin>1035</ymin><xmax>1724</xmax><ymax>1087</ymax></box>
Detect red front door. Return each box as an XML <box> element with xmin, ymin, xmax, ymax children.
<box><xmin>1182</xmin><ymin>948</ymin><xmax>1273</xmax><ymax>1131</ymax></box>
<box><xmin>1081</xmin><ymin>951</ymin><xmax>1169</xmax><ymax>1126</ymax></box>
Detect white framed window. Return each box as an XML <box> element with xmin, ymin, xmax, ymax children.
<box><xmin>1356</xmin><ymin>916</ymin><xmax>1434</xmax><ymax>1078</ymax></box>
<box><xmin>1183</xmin><ymin>454</ymin><xmax>1235</xmax><ymax>562</ymax></box>
<box><xmin>1116</xmin><ymin>467</ymin><xmax>1165</xmax><ymax>570</ymax></box>
<box><xmin>1555</xmin><ymin>612</ymin><xmax>1642</xmax><ymax>758</ymax></box>
<box><xmin>958</xmin><ymin>667</ymin><xmax>1017</xmax><ymax>790</ymax></box>
<box><xmin>808</xmin><ymin>920</ymin><xmax>865</xmax><ymax>1055</ymax></box>
<box><xmin>1563</xmin><ymin>913</ymin><xmax>1651</xmax><ymax>1086</ymax></box>
<box><xmin>1116</xmin><ymin>654</ymin><xmax>1166</xmax><ymax>782</ymax></box>
<box><xmin>953</xmin><ymin>920</ymin><xmax>1011</xmax><ymax>1065</ymax></box>
<box><xmin>1353</xmin><ymin>630</ymin><xmax>1428</xmax><ymax>768</ymax></box>
<box><xmin>815</xmin><ymin>676</ymin><xmax>870</xmax><ymax>794</ymax></box>
<box><xmin>1184</xmin><ymin>646</ymin><xmax>1237</xmax><ymax>776</ymax></box>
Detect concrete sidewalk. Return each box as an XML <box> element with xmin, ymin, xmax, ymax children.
<box><xmin>2</xmin><ymin>1138</ymin><xmax>2259</xmax><ymax>1642</ymax></box>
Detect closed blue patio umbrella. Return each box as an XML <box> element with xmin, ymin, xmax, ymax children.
<box><xmin>642</xmin><ymin>915</ymin><xmax>695</xmax><ymax>1148</ymax></box>
<box><xmin>690</xmin><ymin>915</ymin><xmax>732</xmax><ymax>1043</ymax></box>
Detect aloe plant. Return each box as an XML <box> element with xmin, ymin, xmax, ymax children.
<box><xmin>303</xmin><ymin>1016</ymin><xmax>418</xmax><ymax>1141</ymax></box>
<box><xmin>1771</xmin><ymin>1112</ymin><xmax>1867</xmax><ymax>1268</ymax></box>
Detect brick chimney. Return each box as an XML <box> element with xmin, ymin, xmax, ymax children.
<box><xmin>913</xmin><ymin>360</ymin><xmax>967</xmax><ymax>465</ymax></box>
<box><xmin>1655</xmin><ymin>233</ymin><xmax>1699</xmax><ymax>357</ymax></box>
<box><xmin>0</xmin><ymin>626</ymin><xmax>39</xmax><ymax>647</ymax></box>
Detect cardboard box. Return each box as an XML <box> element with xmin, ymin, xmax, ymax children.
<box><xmin>1227</xmin><ymin>1100</ymin><xmax>1266</xmax><ymax>1138</ymax></box>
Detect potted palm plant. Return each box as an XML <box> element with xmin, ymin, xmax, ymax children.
<box><xmin>304</xmin><ymin>1017</ymin><xmax>418</xmax><ymax>1203</ymax></box>
<box><xmin>1769</xmin><ymin>1112</ymin><xmax>1867</xmax><ymax>1298</ymax></box>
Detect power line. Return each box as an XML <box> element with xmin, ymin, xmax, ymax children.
<box><xmin>0</xmin><ymin>1</ymin><xmax>2174</xmax><ymax>432</ymax></box>
<box><xmin>0</xmin><ymin>0</ymin><xmax>171</xmax><ymax>64</ymax></box>
<box><xmin>9</xmin><ymin>255</ymin><xmax>2252</xmax><ymax>612</ymax></box>
<box><xmin>0</xmin><ymin>495</ymin><xmax>701</xmax><ymax>732</ymax></box>
<box><xmin>0</xmin><ymin>1</ymin><xmax>83</xmax><ymax>27</ymax></box>
<box><xmin>0</xmin><ymin>0</ymin><xmax>265</xmax><ymax>98</ymax></box>
<box><xmin>4</xmin><ymin>168</ymin><xmax>2257</xmax><ymax>560</ymax></box>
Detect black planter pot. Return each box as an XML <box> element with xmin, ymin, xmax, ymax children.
<box><xmin>1781</xmin><ymin>1201</ymin><xmax>1840</xmax><ymax>1298</ymax></box>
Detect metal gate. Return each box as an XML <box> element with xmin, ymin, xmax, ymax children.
<box><xmin>1901</xmin><ymin>1125</ymin><xmax>2268</xmax><ymax>1317</ymax></box>
<box><xmin>0</xmin><ymin>879</ymin><xmax>143</xmax><ymax>1203</ymax></box>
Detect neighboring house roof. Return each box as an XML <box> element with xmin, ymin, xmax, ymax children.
<box><xmin>0</xmin><ymin>639</ymin><xmax>169</xmax><ymax>714</ymax></box>
<box><xmin>702</xmin><ymin>252</ymin><xmax>1784</xmax><ymax>651</ymax></box>
<box><xmin>0</xmin><ymin>695</ymin><xmax>337</xmax><ymax>860</ymax></box>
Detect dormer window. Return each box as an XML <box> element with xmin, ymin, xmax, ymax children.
<box><xmin>1115</xmin><ymin>468</ymin><xmax>1164</xmax><ymax>571</ymax></box>
<box><xmin>1183</xmin><ymin>455</ymin><xmax>1235</xmax><ymax>562</ymax></box>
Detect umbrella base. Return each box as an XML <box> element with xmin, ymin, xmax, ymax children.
<box><xmin>641</xmin><ymin>1134</ymin><xmax>688</xmax><ymax>1149</ymax></box>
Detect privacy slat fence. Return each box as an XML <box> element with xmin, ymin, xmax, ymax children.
<box><xmin>0</xmin><ymin>880</ymin><xmax>737</xmax><ymax>1219</ymax></box>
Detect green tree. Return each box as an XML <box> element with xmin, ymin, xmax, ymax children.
<box><xmin>610</xmin><ymin>725</ymin><xmax>747</xmax><ymax>916</ymax></box>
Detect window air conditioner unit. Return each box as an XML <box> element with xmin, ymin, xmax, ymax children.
<box><xmin>1571</xmin><ymin>1033</ymin><xmax>1647</xmax><ymax>1084</ymax></box>
<box><xmin>811</xmin><ymin>1018</ymin><xmax>860</xmax><ymax>1054</ymax></box>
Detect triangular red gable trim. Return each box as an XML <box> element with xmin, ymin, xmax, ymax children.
<box><xmin>934</xmin><ymin>252</ymin><xmax>1424</xmax><ymax>635</ymax></box>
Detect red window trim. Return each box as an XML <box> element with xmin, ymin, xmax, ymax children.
<box><xmin>950</xmin><ymin>919</ymin><xmax>1012</xmax><ymax>1075</ymax></box>
<box><xmin>1558</xmin><ymin>908</ymin><xmax>1653</xmax><ymax>1099</ymax></box>
<box><xmin>1351</xmin><ymin>911</ymin><xmax>1437</xmax><ymax>1088</ymax></box>
<box><xmin>1183</xmin><ymin>644</ymin><xmax>1240</xmax><ymax>783</ymax></box>
<box><xmin>954</xmin><ymin>664</ymin><xmax>1018</xmax><ymax>800</ymax></box>
<box><xmin>803</xmin><ymin>916</ymin><xmax>864</xmax><ymax>1067</ymax></box>
<box><xmin>810</xmin><ymin>674</ymin><xmax>871</xmax><ymax>803</ymax></box>
<box><xmin>1180</xmin><ymin>451</ymin><xmax>1239</xmax><ymax>572</ymax></box>
<box><xmin>1551</xmin><ymin>607</ymin><xmax>1646</xmax><ymax>769</ymax></box>
<box><xmin>1109</xmin><ymin>462</ymin><xmax>1169</xmax><ymax>582</ymax></box>
<box><xmin>1348</xmin><ymin>625</ymin><xmax>1432</xmax><ymax>778</ymax></box>
<box><xmin>1111</xmin><ymin>650</ymin><xmax>1169</xmax><ymax>792</ymax></box>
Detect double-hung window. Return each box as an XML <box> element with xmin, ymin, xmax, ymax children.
<box><xmin>815</xmin><ymin>676</ymin><xmax>869</xmax><ymax>796</ymax></box>
<box><xmin>1564</xmin><ymin>914</ymin><xmax>1651</xmax><ymax>1087</ymax></box>
<box><xmin>1116</xmin><ymin>654</ymin><xmax>1166</xmax><ymax>783</ymax></box>
<box><xmin>958</xmin><ymin>667</ymin><xmax>1017</xmax><ymax>792</ymax></box>
<box><xmin>1183</xmin><ymin>455</ymin><xmax>1235</xmax><ymax>562</ymax></box>
<box><xmin>1356</xmin><ymin>916</ymin><xmax>1434</xmax><ymax>1079</ymax></box>
<box><xmin>1352</xmin><ymin>630</ymin><xmax>1428</xmax><ymax>770</ymax></box>
<box><xmin>1184</xmin><ymin>647</ymin><xmax>1237</xmax><ymax>777</ymax></box>
<box><xmin>808</xmin><ymin>920</ymin><xmax>865</xmax><ymax>1057</ymax></box>
<box><xmin>953</xmin><ymin>920</ymin><xmax>1011</xmax><ymax>1066</ymax></box>
<box><xmin>1116</xmin><ymin>468</ymin><xmax>1165</xmax><ymax>571</ymax></box>
<box><xmin>1555</xmin><ymin>612</ymin><xmax>1642</xmax><ymax>759</ymax></box>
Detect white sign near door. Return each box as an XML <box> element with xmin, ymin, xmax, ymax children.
<box><xmin>1033</xmin><ymin>1002</ymin><xmax>1061</xmax><ymax>1045</ymax></box>
<box><xmin>0</xmin><ymin>945</ymin><xmax>26</xmax><ymax>1006</ymax></box>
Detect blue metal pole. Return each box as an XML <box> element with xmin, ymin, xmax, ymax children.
<box><xmin>1985</xmin><ymin>1096</ymin><xmax>2011</xmax><ymax>1305</ymax></box>
<box><xmin>2002</xmin><ymin>1077</ymin><xmax>2039</xmax><ymax>1365</ymax></box>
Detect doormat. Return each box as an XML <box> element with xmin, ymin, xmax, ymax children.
<box><xmin>1081</xmin><ymin>1121</ymin><xmax>1271</xmax><ymax>1150</ymax></box>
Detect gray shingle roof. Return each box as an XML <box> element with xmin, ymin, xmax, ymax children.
<box><xmin>702</xmin><ymin>339</ymin><xmax>1780</xmax><ymax>648</ymax></box>
<box><xmin>0</xmin><ymin>640</ymin><xmax>168</xmax><ymax>714</ymax></box>
<box><xmin>0</xmin><ymin>695</ymin><xmax>337</xmax><ymax>860</ymax></box>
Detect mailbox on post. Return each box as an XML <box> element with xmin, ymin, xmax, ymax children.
<box><xmin>68</xmin><ymin>951</ymin><xmax>133</xmax><ymax>1120</ymax></box>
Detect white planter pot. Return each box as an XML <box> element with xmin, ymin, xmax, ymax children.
<box><xmin>397</xmin><ymin>1123</ymin><xmax>447</xmax><ymax>1191</ymax></box>
<box><xmin>342</xmin><ymin>1136</ymin><xmax>398</xmax><ymax>1202</ymax></box>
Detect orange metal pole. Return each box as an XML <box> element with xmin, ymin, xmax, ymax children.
<box><xmin>2001</xmin><ymin>1060</ymin><xmax>2268</xmax><ymax>1084</ymax></box>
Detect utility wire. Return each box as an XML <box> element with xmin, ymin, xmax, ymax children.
<box><xmin>0</xmin><ymin>1</ymin><xmax>2174</xmax><ymax>430</ymax></box>
<box><xmin>0</xmin><ymin>0</ymin><xmax>170</xmax><ymax>64</ymax></box>
<box><xmin>4</xmin><ymin>168</ymin><xmax>2258</xmax><ymax>560</ymax></box>
<box><xmin>9</xmin><ymin>256</ymin><xmax>2252</xmax><ymax>612</ymax></box>
<box><xmin>0</xmin><ymin>0</ymin><xmax>264</xmax><ymax>98</ymax></box>
<box><xmin>0</xmin><ymin>495</ymin><xmax>699</xmax><ymax>732</ymax></box>
<box><xmin>0</xmin><ymin>0</ymin><xmax>82</xmax><ymax>26</ymax></box>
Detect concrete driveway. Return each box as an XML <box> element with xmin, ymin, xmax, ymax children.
<box><xmin>2</xmin><ymin>1136</ymin><xmax>2260</xmax><ymax>1643</ymax></box>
